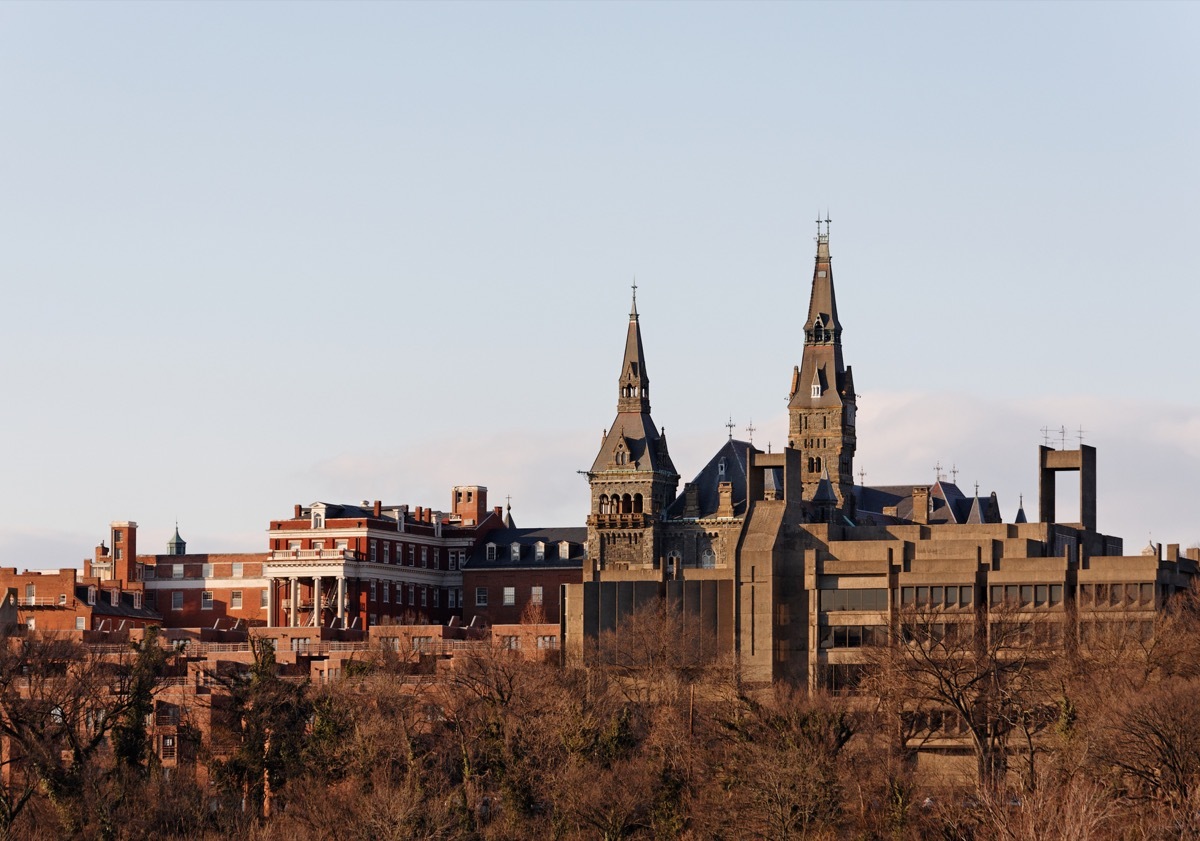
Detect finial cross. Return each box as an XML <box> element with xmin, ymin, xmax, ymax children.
<box><xmin>934</xmin><ymin>461</ymin><xmax>944</xmax><ymax>482</ymax></box>
<box><xmin>745</xmin><ymin>419</ymin><xmax>756</xmax><ymax>444</ymax></box>
<box><xmin>725</xmin><ymin>416</ymin><xmax>736</xmax><ymax>440</ymax></box>
<box><xmin>858</xmin><ymin>468</ymin><xmax>866</xmax><ymax>487</ymax></box>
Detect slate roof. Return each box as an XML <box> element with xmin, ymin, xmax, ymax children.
<box><xmin>466</xmin><ymin>527</ymin><xmax>588</xmax><ymax>570</ymax></box>
<box><xmin>665</xmin><ymin>438</ymin><xmax>761</xmax><ymax>519</ymax></box>
<box><xmin>77</xmin><ymin>585</ymin><xmax>162</xmax><ymax>621</ymax></box>
<box><xmin>855</xmin><ymin>480</ymin><xmax>1002</xmax><ymax>525</ymax></box>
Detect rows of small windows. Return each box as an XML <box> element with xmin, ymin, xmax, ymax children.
<box><xmin>819</xmin><ymin>588</ymin><xmax>888</xmax><ymax>612</ymax></box>
<box><xmin>898</xmin><ymin>585</ymin><xmax>976</xmax><ymax>610</ymax></box>
<box><xmin>818</xmin><ymin>624</ymin><xmax>885</xmax><ymax>648</ymax></box>
<box><xmin>902</xmin><ymin>708</ymin><xmax>969</xmax><ymax>738</ymax></box>
<box><xmin>1079</xmin><ymin>619</ymin><xmax>1155</xmax><ymax>646</ymax></box>
<box><xmin>146</xmin><ymin>562</ymin><xmax>248</xmax><ymax>580</ymax></box>
<box><xmin>1078</xmin><ymin>583</ymin><xmax>1155</xmax><ymax>609</ymax></box>
<box><xmin>818</xmin><ymin>662</ymin><xmax>870</xmax><ymax>695</ymax></box>
<box><xmin>367</xmin><ymin>581</ymin><xmax>458</xmax><ymax>610</ymax></box>
<box><xmin>157</xmin><ymin>590</ymin><xmax>268</xmax><ymax>611</ymax></box>
<box><xmin>988</xmin><ymin>584</ymin><xmax>1065</xmax><ymax>609</ymax></box>
<box><xmin>277</xmin><ymin>539</ymin><xmax>463</xmax><ymax>571</ymax></box>
<box><xmin>474</xmin><ymin>585</ymin><xmax>544</xmax><ymax>609</ymax></box>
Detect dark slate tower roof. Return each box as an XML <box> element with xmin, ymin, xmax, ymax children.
<box><xmin>167</xmin><ymin>525</ymin><xmax>186</xmax><ymax>556</ymax></box>
<box><xmin>591</xmin><ymin>288</ymin><xmax>677</xmax><ymax>477</ymax></box>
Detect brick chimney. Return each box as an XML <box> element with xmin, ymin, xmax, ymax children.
<box><xmin>717</xmin><ymin>482</ymin><xmax>734</xmax><ymax>518</ymax></box>
<box><xmin>373</xmin><ymin>500</ymin><xmax>382</xmax><ymax>518</ymax></box>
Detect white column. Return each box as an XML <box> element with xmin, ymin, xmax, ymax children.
<box><xmin>289</xmin><ymin>577</ymin><xmax>298</xmax><ymax>627</ymax></box>
<box><xmin>266</xmin><ymin>578</ymin><xmax>275</xmax><ymax>628</ymax></box>
<box><xmin>337</xmin><ymin>577</ymin><xmax>346</xmax><ymax>628</ymax></box>
<box><xmin>313</xmin><ymin>576</ymin><xmax>323</xmax><ymax>627</ymax></box>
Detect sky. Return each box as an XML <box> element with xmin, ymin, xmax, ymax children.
<box><xmin>1</xmin><ymin>1</ymin><xmax>1198</xmax><ymax>567</ymax></box>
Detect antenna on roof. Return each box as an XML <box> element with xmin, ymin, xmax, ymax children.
<box><xmin>1040</xmin><ymin>426</ymin><xmax>1052</xmax><ymax>447</ymax></box>
<box><xmin>1076</xmin><ymin>425</ymin><xmax>1086</xmax><ymax>445</ymax></box>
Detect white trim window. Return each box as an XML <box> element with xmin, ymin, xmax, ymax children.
<box><xmin>476</xmin><ymin>587</ymin><xmax>488</xmax><ymax>607</ymax></box>
<box><xmin>201</xmin><ymin>591</ymin><xmax>214</xmax><ymax>610</ymax></box>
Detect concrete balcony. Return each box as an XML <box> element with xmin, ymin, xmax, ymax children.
<box><xmin>269</xmin><ymin>549</ymin><xmax>356</xmax><ymax>562</ymax></box>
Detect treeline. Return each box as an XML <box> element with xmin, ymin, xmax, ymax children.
<box><xmin>5</xmin><ymin>596</ymin><xmax>1200</xmax><ymax>840</ymax></box>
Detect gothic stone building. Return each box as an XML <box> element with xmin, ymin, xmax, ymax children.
<box><xmin>563</xmin><ymin>227</ymin><xmax>1198</xmax><ymax>687</ymax></box>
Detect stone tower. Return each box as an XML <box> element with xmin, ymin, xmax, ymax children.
<box><xmin>788</xmin><ymin>221</ymin><xmax>857</xmax><ymax>506</ymax></box>
<box><xmin>587</xmin><ymin>287</ymin><xmax>679</xmax><ymax>574</ymax></box>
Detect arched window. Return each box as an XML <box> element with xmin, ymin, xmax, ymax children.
<box><xmin>815</xmin><ymin>456</ymin><xmax>822</xmax><ymax>473</ymax></box>
<box><xmin>599</xmin><ymin>495</ymin><xmax>610</xmax><ymax>514</ymax></box>
<box><xmin>701</xmin><ymin>548</ymin><xmax>716</xmax><ymax>569</ymax></box>
<box><xmin>621</xmin><ymin>494</ymin><xmax>632</xmax><ymax>514</ymax></box>
<box><xmin>633</xmin><ymin>493</ymin><xmax>643</xmax><ymax>513</ymax></box>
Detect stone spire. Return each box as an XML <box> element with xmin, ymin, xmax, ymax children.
<box><xmin>617</xmin><ymin>282</ymin><xmax>651</xmax><ymax>414</ymax></box>
<box><xmin>788</xmin><ymin>217</ymin><xmax>858</xmax><ymax>507</ymax></box>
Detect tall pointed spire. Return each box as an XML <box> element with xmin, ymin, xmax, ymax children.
<box><xmin>788</xmin><ymin>217</ymin><xmax>858</xmax><ymax>509</ymax></box>
<box><xmin>618</xmin><ymin>281</ymin><xmax>651</xmax><ymax>414</ymax></box>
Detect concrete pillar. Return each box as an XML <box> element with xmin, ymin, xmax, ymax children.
<box><xmin>289</xmin><ymin>577</ymin><xmax>298</xmax><ymax>627</ymax></box>
<box><xmin>337</xmin><ymin>577</ymin><xmax>346</xmax><ymax>628</ymax></box>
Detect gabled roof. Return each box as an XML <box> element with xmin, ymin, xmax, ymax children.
<box><xmin>665</xmin><ymin>438</ymin><xmax>759</xmax><ymax>519</ymax></box>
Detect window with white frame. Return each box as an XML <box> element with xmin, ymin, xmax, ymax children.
<box><xmin>232</xmin><ymin>562</ymin><xmax>244</xmax><ymax>578</ymax></box>
<box><xmin>420</xmin><ymin>588</ymin><xmax>427</xmax><ymax>607</ymax></box>
<box><xmin>383</xmin><ymin>583</ymin><xmax>390</xmax><ymax>603</ymax></box>
<box><xmin>502</xmin><ymin>635</ymin><xmax>519</xmax><ymax>650</ymax></box>
<box><xmin>260</xmin><ymin>590</ymin><xmax>268</xmax><ymax>608</ymax></box>
<box><xmin>476</xmin><ymin>587</ymin><xmax>488</xmax><ymax>607</ymax></box>
<box><xmin>408</xmin><ymin>584</ymin><xmax>415</xmax><ymax>605</ymax></box>
<box><xmin>202</xmin><ymin>563</ymin><xmax>214</xmax><ymax>578</ymax></box>
<box><xmin>503</xmin><ymin>587</ymin><xmax>515</xmax><ymax>606</ymax></box>
<box><xmin>535</xmin><ymin>542</ymin><xmax>545</xmax><ymax>561</ymax></box>
<box><xmin>433</xmin><ymin>588</ymin><xmax>440</xmax><ymax>607</ymax></box>
<box><xmin>58</xmin><ymin>593</ymin><xmax>66</xmax><ymax>606</ymax></box>
<box><xmin>370</xmin><ymin>580</ymin><xmax>377</xmax><ymax>601</ymax></box>
<box><xmin>171</xmin><ymin>591</ymin><xmax>183</xmax><ymax>610</ymax></box>
<box><xmin>449</xmin><ymin>551</ymin><xmax>458</xmax><ymax>571</ymax></box>
<box><xmin>370</xmin><ymin>541</ymin><xmax>377</xmax><ymax>562</ymax></box>
<box><xmin>383</xmin><ymin>543</ymin><xmax>389</xmax><ymax>564</ymax></box>
<box><xmin>201</xmin><ymin>591</ymin><xmax>214</xmax><ymax>610</ymax></box>
<box><xmin>395</xmin><ymin>582</ymin><xmax>402</xmax><ymax>603</ymax></box>
<box><xmin>88</xmin><ymin>586</ymin><xmax>97</xmax><ymax>605</ymax></box>
<box><xmin>408</xmin><ymin>545</ymin><xmax>415</xmax><ymax>564</ymax></box>
<box><xmin>110</xmin><ymin>590</ymin><xmax>119</xmax><ymax>607</ymax></box>
<box><xmin>531</xmin><ymin>585</ymin><xmax>543</xmax><ymax>606</ymax></box>
<box><xmin>510</xmin><ymin>543</ymin><xmax>521</xmax><ymax>562</ymax></box>
<box><xmin>75</xmin><ymin>617</ymin><xmax>85</xmax><ymax>631</ymax></box>
<box><xmin>537</xmin><ymin>635</ymin><xmax>558</xmax><ymax>649</ymax></box>
<box><xmin>486</xmin><ymin>544</ymin><xmax>496</xmax><ymax>561</ymax></box>
<box><xmin>448</xmin><ymin>589</ymin><xmax>457</xmax><ymax>608</ymax></box>
<box><xmin>172</xmin><ymin>564</ymin><xmax>183</xmax><ymax>580</ymax></box>
<box><xmin>421</xmin><ymin>547</ymin><xmax>428</xmax><ymax>568</ymax></box>
<box><xmin>433</xmin><ymin>548</ymin><xmax>439</xmax><ymax>570</ymax></box>
<box><xmin>231</xmin><ymin>591</ymin><xmax>243</xmax><ymax>609</ymax></box>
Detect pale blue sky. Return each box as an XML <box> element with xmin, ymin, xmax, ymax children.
<box><xmin>2</xmin><ymin>1</ymin><xmax>1197</xmax><ymax>565</ymax></box>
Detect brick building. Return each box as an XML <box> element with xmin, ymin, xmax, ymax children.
<box><xmin>262</xmin><ymin>486</ymin><xmax>504</xmax><ymax>630</ymax></box>
<box><xmin>462</xmin><ymin>527</ymin><xmax>586</xmax><ymax>626</ymax></box>
<box><xmin>0</xmin><ymin>565</ymin><xmax>158</xmax><ymax>633</ymax></box>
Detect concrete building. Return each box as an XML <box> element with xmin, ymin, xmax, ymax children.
<box><xmin>562</xmin><ymin>223</ymin><xmax>1199</xmax><ymax>688</ymax></box>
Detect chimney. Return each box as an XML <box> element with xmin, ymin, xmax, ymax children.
<box><xmin>683</xmin><ymin>483</ymin><xmax>699</xmax><ymax>518</ymax></box>
<box><xmin>415</xmin><ymin>506</ymin><xmax>424</xmax><ymax>522</ymax></box>
<box><xmin>494</xmin><ymin>506</ymin><xmax>503</xmax><ymax>517</ymax></box>
<box><xmin>373</xmin><ymin>500</ymin><xmax>382</xmax><ymax>518</ymax></box>
<box><xmin>294</xmin><ymin>504</ymin><xmax>302</xmax><ymax>519</ymax></box>
<box><xmin>717</xmin><ymin>482</ymin><xmax>734</xmax><ymax>518</ymax></box>
<box><xmin>912</xmin><ymin>487</ymin><xmax>930</xmax><ymax>525</ymax></box>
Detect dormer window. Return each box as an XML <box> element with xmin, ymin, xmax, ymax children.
<box><xmin>313</xmin><ymin>514</ymin><xmax>323</xmax><ymax>528</ymax></box>
<box><xmin>110</xmin><ymin>590</ymin><xmax>119</xmax><ymax>607</ymax></box>
<box><xmin>718</xmin><ymin>458</ymin><xmax>726</xmax><ymax>477</ymax></box>
<box><xmin>510</xmin><ymin>542</ymin><xmax>521</xmax><ymax>562</ymax></box>
<box><xmin>87</xmin><ymin>586</ymin><xmax>96</xmax><ymax>606</ymax></box>
<box><xmin>535</xmin><ymin>542</ymin><xmax>545</xmax><ymax>562</ymax></box>
<box><xmin>486</xmin><ymin>543</ymin><xmax>496</xmax><ymax>561</ymax></box>
<box><xmin>559</xmin><ymin>541</ymin><xmax>571</xmax><ymax>559</ymax></box>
